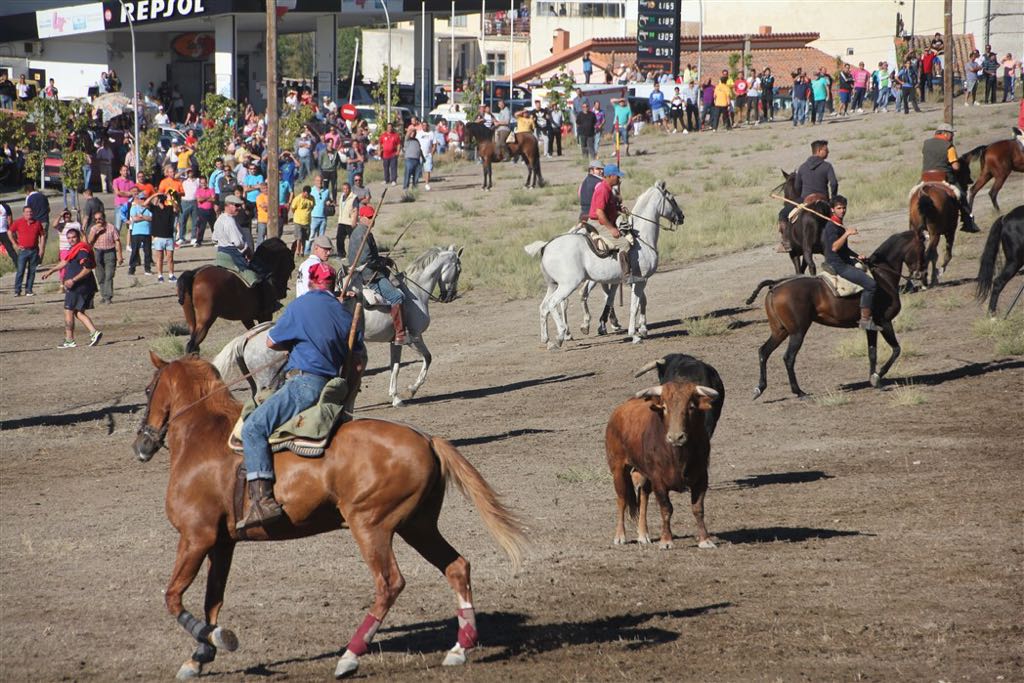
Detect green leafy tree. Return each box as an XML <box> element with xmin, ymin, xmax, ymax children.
<box><xmin>462</xmin><ymin>64</ymin><xmax>490</xmax><ymax>113</ymax></box>
<box><xmin>138</xmin><ymin>126</ymin><xmax>161</xmax><ymax>176</ymax></box>
<box><xmin>279</xmin><ymin>108</ymin><xmax>309</xmax><ymax>150</ymax></box>
<box><xmin>541</xmin><ymin>67</ymin><xmax>577</xmax><ymax>119</ymax></box>
<box><xmin>728</xmin><ymin>53</ymin><xmax>743</xmax><ymax>79</ymax></box>
<box><xmin>193</xmin><ymin>93</ymin><xmax>238</xmax><ymax>176</ymax></box>
<box><xmin>15</xmin><ymin>98</ymin><xmax>89</xmax><ymax>187</ymax></box>
<box><xmin>371</xmin><ymin>65</ymin><xmax>401</xmax><ymax>139</ymax></box>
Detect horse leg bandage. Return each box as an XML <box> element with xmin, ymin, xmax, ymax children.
<box><xmin>192</xmin><ymin>642</ymin><xmax>217</xmax><ymax>664</ymax></box>
<box><xmin>457</xmin><ymin>607</ymin><xmax>478</xmax><ymax>649</ymax></box>
<box><xmin>346</xmin><ymin>613</ymin><xmax>382</xmax><ymax>656</ymax></box>
<box><xmin>177</xmin><ymin>611</ymin><xmax>214</xmax><ymax>644</ymax></box>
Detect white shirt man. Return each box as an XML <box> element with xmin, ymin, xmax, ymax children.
<box><xmin>296</xmin><ymin>234</ymin><xmax>333</xmax><ymax>297</ymax></box>
<box><xmin>154</xmin><ymin>107</ymin><xmax>169</xmax><ymax>126</ymax></box>
<box><xmin>212</xmin><ymin>196</ymin><xmax>248</xmax><ymax>253</ymax></box>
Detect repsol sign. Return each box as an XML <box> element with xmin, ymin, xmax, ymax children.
<box><xmin>111</xmin><ymin>0</ymin><xmax>207</xmax><ymax>24</ymax></box>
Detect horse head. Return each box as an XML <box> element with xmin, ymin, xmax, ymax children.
<box><xmin>254</xmin><ymin>237</ymin><xmax>297</xmax><ymax>299</ymax></box>
<box><xmin>135</xmin><ymin>351</ymin><xmax>172</xmax><ymax>461</ymax></box>
<box><xmin>780</xmin><ymin>169</ymin><xmax>798</xmax><ymax>201</ymax></box>
<box><xmin>868</xmin><ymin>230</ymin><xmax>927</xmax><ymax>284</ymax></box>
<box><xmin>437</xmin><ymin>245</ymin><xmax>464</xmax><ymax>303</ymax></box>
<box><xmin>653</xmin><ymin>180</ymin><xmax>685</xmax><ymax>228</ymax></box>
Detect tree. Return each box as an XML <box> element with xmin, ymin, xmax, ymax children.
<box><xmin>11</xmin><ymin>99</ymin><xmax>89</xmax><ymax>188</ymax></box>
<box><xmin>371</xmin><ymin>65</ymin><xmax>401</xmax><ymax>139</ymax></box>
<box><xmin>462</xmin><ymin>64</ymin><xmax>490</xmax><ymax>113</ymax></box>
<box><xmin>541</xmin><ymin>67</ymin><xmax>577</xmax><ymax>120</ymax></box>
<box><xmin>193</xmin><ymin>93</ymin><xmax>238</xmax><ymax>176</ymax></box>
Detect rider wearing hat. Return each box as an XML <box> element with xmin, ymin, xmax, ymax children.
<box><xmin>347</xmin><ymin>204</ymin><xmax>411</xmax><ymax>345</ymax></box>
<box><xmin>921</xmin><ymin>122</ymin><xmax>979</xmax><ymax>232</ymax></box>
<box><xmin>238</xmin><ymin>261</ymin><xmax>364</xmax><ymax>530</ymax></box>
<box><xmin>589</xmin><ymin>164</ymin><xmax>633</xmax><ymax>279</ymax></box>
<box><xmin>578</xmin><ymin>159</ymin><xmax>605</xmax><ymax>222</ymax></box>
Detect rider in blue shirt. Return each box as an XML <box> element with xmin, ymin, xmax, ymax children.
<box><xmin>238</xmin><ymin>261</ymin><xmax>365</xmax><ymax>530</ymax></box>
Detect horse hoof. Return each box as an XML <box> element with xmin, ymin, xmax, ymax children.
<box><xmin>176</xmin><ymin>659</ymin><xmax>202</xmax><ymax>681</ymax></box>
<box><xmin>443</xmin><ymin>645</ymin><xmax>468</xmax><ymax>667</ymax></box>
<box><xmin>210</xmin><ymin>626</ymin><xmax>238</xmax><ymax>652</ymax></box>
<box><xmin>795</xmin><ymin>392</ymin><xmax>810</xmax><ymax>400</ymax></box>
<box><xmin>870</xmin><ymin>373</ymin><xmax>881</xmax><ymax>388</ymax></box>
<box><xmin>546</xmin><ymin>342</ymin><xmax>561</xmax><ymax>351</ymax></box>
<box><xmin>334</xmin><ymin>651</ymin><xmax>360</xmax><ymax>679</ymax></box>
<box><xmin>752</xmin><ymin>387</ymin><xmax>764</xmax><ymax>400</ymax></box>
<box><xmin>658</xmin><ymin>540</ymin><xmax>674</xmax><ymax>550</ymax></box>
<box><xmin>609</xmin><ymin>324</ymin><xmax>624</xmax><ymax>333</ymax></box>
<box><xmin>580</xmin><ymin>324</ymin><xmax>590</xmax><ymax>335</ymax></box>
<box><xmin>698</xmin><ymin>539</ymin><xmax>717</xmax><ymax>549</ymax></box>
<box><xmin>392</xmin><ymin>397</ymin><xmax>405</xmax><ymax>407</ymax></box>
<box><xmin>613</xmin><ymin>536</ymin><xmax>626</xmax><ymax>545</ymax></box>
<box><xmin>631</xmin><ymin>335</ymin><xmax>643</xmax><ymax>344</ymax></box>
<box><xmin>638</xmin><ymin>327</ymin><xmax>649</xmax><ymax>338</ymax></box>
<box><xmin>637</xmin><ymin>535</ymin><xmax>651</xmax><ymax>545</ymax></box>
<box><xmin>597</xmin><ymin>324</ymin><xmax>607</xmax><ymax>336</ymax></box>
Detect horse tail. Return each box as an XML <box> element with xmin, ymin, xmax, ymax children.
<box><xmin>963</xmin><ymin>143</ymin><xmax>988</xmax><ymax>167</ymax></box>
<box><xmin>177</xmin><ymin>269</ymin><xmax>197</xmax><ymax>331</ymax></box>
<box><xmin>915</xmin><ymin>191</ymin><xmax>938</xmax><ymax>233</ymax></box>
<box><xmin>524</xmin><ymin>241</ymin><xmax>546</xmax><ymax>258</ymax></box>
<box><xmin>430</xmin><ymin>436</ymin><xmax>527</xmax><ymax>570</ymax></box>
<box><xmin>976</xmin><ymin>213</ymin><xmax>1005</xmax><ymax>302</ymax></box>
<box><xmin>210</xmin><ymin>332</ymin><xmax>248</xmax><ymax>382</ymax></box>
<box><xmin>745</xmin><ymin>279</ymin><xmax>779</xmax><ymax>306</ymax></box>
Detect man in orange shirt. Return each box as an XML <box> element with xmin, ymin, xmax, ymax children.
<box><xmin>255</xmin><ymin>182</ymin><xmax>270</xmax><ymax>246</ymax></box>
<box><xmin>157</xmin><ymin>166</ymin><xmax>184</xmax><ymax>200</ymax></box>
<box><xmin>135</xmin><ymin>172</ymin><xmax>156</xmax><ymax>200</ymax></box>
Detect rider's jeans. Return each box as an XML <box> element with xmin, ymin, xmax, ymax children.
<box><xmin>373</xmin><ymin>276</ymin><xmax>405</xmax><ymax>306</ymax></box>
<box><xmin>242</xmin><ymin>373</ymin><xmax>328</xmax><ymax>481</ymax></box>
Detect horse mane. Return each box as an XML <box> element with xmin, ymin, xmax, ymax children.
<box><xmin>406</xmin><ymin>246</ymin><xmax>443</xmax><ymax>279</ymax></box>
<box><xmin>172</xmin><ymin>357</ymin><xmax>241</xmax><ymax>418</ymax></box>
<box><xmin>870</xmin><ymin>230</ymin><xmax>916</xmax><ymax>270</ymax></box>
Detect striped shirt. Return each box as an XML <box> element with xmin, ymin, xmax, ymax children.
<box><xmin>89</xmin><ymin>222</ymin><xmax>119</xmax><ymax>251</ymax></box>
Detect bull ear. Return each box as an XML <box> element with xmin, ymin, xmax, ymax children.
<box><xmin>457</xmin><ymin>246</ymin><xmax>464</xmax><ymax>258</ymax></box>
<box><xmin>150</xmin><ymin>350</ymin><xmax>167</xmax><ymax>369</ymax></box>
<box><xmin>696</xmin><ymin>395</ymin><xmax>715</xmax><ymax>412</ymax></box>
<box><xmin>781</xmin><ymin>169</ymin><xmax>791</xmax><ymax>179</ymax></box>
<box><xmin>695</xmin><ymin>385</ymin><xmax>719</xmax><ymax>400</ymax></box>
<box><xmin>634</xmin><ymin>385</ymin><xmax>663</xmax><ymax>400</ymax></box>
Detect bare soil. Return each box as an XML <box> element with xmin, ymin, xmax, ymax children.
<box><xmin>2</xmin><ymin>102</ymin><xmax>1022</xmax><ymax>682</ymax></box>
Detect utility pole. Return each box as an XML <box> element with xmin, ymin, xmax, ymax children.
<box><xmin>266</xmin><ymin>1</ymin><xmax>280</xmax><ymax>239</ymax></box>
<box><xmin>943</xmin><ymin>0</ymin><xmax>953</xmax><ymax>125</ymax></box>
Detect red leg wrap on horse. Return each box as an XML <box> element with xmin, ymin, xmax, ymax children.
<box><xmin>457</xmin><ymin>607</ymin><xmax>478</xmax><ymax>649</ymax></box>
<box><xmin>346</xmin><ymin>613</ymin><xmax>382</xmax><ymax>656</ymax></box>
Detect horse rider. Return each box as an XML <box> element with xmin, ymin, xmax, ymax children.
<box><xmin>212</xmin><ymin>194</ymin><xmax>277</xmax><ymax>307</ymax></box>
<box><xmin>588</xmin><ymin>164</ymin><xmax>633</xmax><ymax>280</ymax></box>
<box><xmin>921</xmin><ymin>122</ymin><xmax>980</xmax><ymax>232</ymax></box>
<box><xmin>347</xmin><ymin>204</ymin><xmax>411</xmax><ymax>345</ymax></box>
<box><xmin>821</xmin><ymin>195</ymin><xmax>879</xmax><ymax>331</ymax></box>
<box><xmin>778</xmin><ymin>139</ymin><xmax>838</xmax><ymax>251</ymax></box>
<box><xmin>578</xmin><ymin>159</ymin><xmax>604</xmax><ymax>222</ymax></box>
<box><xmin>238</xmin><ymin>261</ymin><xmax>364</xmax><ymax>530</ymax></box>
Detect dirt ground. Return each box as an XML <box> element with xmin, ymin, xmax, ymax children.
<box><xmin>1</xmin><ymin>101</ymin><xmax>1022</xmax><ymax>682</ymax></box>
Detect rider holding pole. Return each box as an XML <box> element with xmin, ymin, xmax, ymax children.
<box><xmin>348</xmin><ymin>205</ymin><xmax>411</xmax><ymax>345</ymax></box>
<box><xmin>821</xmin><ymin>195</ymin><xmax>879</xmax><ymax>331</ymax></box>
<box><xmin>588</xmin><ymin>164</ymin><xmax>632</xmax><ymax>280</ymax></box>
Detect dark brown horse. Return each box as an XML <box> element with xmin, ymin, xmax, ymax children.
<box><xmin>465</xmin><ymin>122</ymin><xmax>544</xmax><ymax>190</ymax></box>
<box><xmin>177</xmin><ymin>238</ymin><xmax>294</xmax><ymax>354</ymax></box>
<box><xmin>908</xmin><ymin>181</ymin><xmax>962</xmax><ymax>287</ymax></box>
<box><xmin>967</xmin><ymin>129</ymin><xmax>1024</xmax><ymax>214</ymax></box>
<box><xmin>976</xmin><ymin>205</ymin><xmax>1024</xmax><ymax>316</ymax></box>
<box><xmin>778</xmin><ymin>169</ymin><xmax>829</xmax><ymax>275</ymax></box>
<box><xmin>747</xmin><ymin>230</ymin><xmax>926</xmax><ymax>398</ymax></box>
<box><xmin>133</xmin><ymin>354</ymin><xmax>526</xmax><ymax>680</ymax></box>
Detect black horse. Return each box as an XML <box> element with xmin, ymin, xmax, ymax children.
<box><xmin>777</xmin><ymin>170</ymin><xmax>829</xmax><ymax>275</ymax></box>
<box><xmin>976</xmin><ymin>205</ymin><xmax>1024</xmax><ymax>316</ymax></box>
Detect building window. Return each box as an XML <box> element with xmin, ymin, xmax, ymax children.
<box><xmin>450</xmin><ymin>14</ymin><xmax>467</xmax><ymax>27</ymax></box>
<box><xmin>487</xmin><ymin>52</ymin><xmax>507</xmax><ymax>76</ymax></box>
<box><xmin>535</xmin><ymin>1</ymin><xmax>624</xmax><ymax>18</ymax></box>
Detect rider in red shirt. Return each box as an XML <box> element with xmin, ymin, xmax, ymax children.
<box><xmin>588</xmin><ymin>164</ymin><xmax>632</xmax><ymax>279</ymax></box>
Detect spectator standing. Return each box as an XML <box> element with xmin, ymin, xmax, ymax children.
<box><xmin>0</xmin><ymin>73</ymin><xmax>16</xmax><ymax>109</ymax></box>
<box><xmin>95</xmin><ymin>141</ymin><xmax>114</xmax><ymax>192</ymax></box>
<box><xmin>402</xmin><ymin>128</ymin><xmax>423</xmax><ymax>191</ymax></box>
<box><xmin>178</xmin><ymin>168</ymin><xmax>200</xmax><ymax>245</ymax></box>
<box><xmin>592</xmin><ymin>101</ymin><xmax>607</xmax><ymax>155</ymax></box>
<box><xmin>83</xmin><ymin>189</ymin><xmax>104</xmax><ymax>226</ymax></box>
<box><xmin>748</xmin><ymin>71</ymin><xmax>762</xmax><ymax>124</ymax></box>
<box><xmin>982</xmin><ymin>51</ymin><xmax>999</xmax><ymax>104</ymax></box>
<box><xmin>10</xmin><ymin>206</ymin><xmax>46</xmax><ymax>296</ymax></box>
<box><xmin>852</xmin><ymin>62</ymin><xmax>869</xmax><ymax>112</ymax></box>
<box><xmin>16</xmin><ymin>75</ymin><xmax>31</xmax><ymax>102</ymax></box>
<box><xmin>550</xmin><ymin>105</ymin><xmax>564</xmax><ymax>155</ymax></box>
<box><xmin>336</xmin><ymin>182</ymin><xmax>356</xmax><ymax>257</ymax></box>
<box><xmin>669</xmin><ymin>87</ymin><xmax>685</xmax><ymax>133</ymax></box>
<box><xmin>712</xmin><ymin>76</ymin><xmax>732</xmax><ymax>130</ymax></box>
<box><xmin>295</xmin><ymin>131</ymin><xmax>313</xmax><ymax>179</ymax></box>
<box><xmin>700</xmin><ymin>79</ymin><xmax>715</xmax><ymax>129</ymax></box>
<box><xmin>54</xmin><ymin>209</ymin><xmax>82</xmax><ymax>282</ymax></box>
<box><xmin>811</xmin><ymin>70</ymin><xmax>830</xmax><ymax>124</ymax></box>
<box><xmin>318</xmin><ymin>140</ymin><xmax>341</xmax><ymax>197</ymax></box>
<box><xmin>127</xmin><ymin>190</ymin><xmax>154</xmax><ymax>275</ymax></box>
<box><xmin>148</xmin><ymin>193</ymin><xmax>177</xmax><ymax>282</ymax></box>
<box><xmin>289</xmin><ymin>185</ymin><xmax>315</xmax><ymax>257</ymax></box>
<box><xmin>575</xmin><ymin>102</ymin><xmax>597</xmax><ymax>159</ymax></box>
<box><xmin>193</xmin><ymin>177</ymin><xmax>216</xmax><ymax>246</ymax></box>
<box><xmin>896</xmin><ymin>59</ymin><xmax>921</xmax><ymax>114</ymax></box>
<box><xmin>25</xmin><ymin>183</ymin><xmax>51</xmax><ymax>230</ymax></box>
<box><xmin>1002</xmin><ymin>54</ymin><xmax>1018</xmax><ymax>102</ymax></box>
<box><xmin>648</xmin><ymin>82</ymin><xmax>669</xmax><ymax>132</ymax></box>
<box><xmin>0</xmin><ymin>202</ymin><xmax>15</xmax><ymax>268</ymax></box>
<box><xmin>351</xmin><ymin>173</ymin><xmax>371</xmax><ymax>213</ymax></box>
<box><xmin>254</xmin><ymin>182</ymin><xmax>270</xmax><ymax>246</ymax></box>
<box><xmin>307</xmin><ymin>175</ymin><xmax>331</xmax><ymax>254</ymax></box>
<box><xmin>733</xmin><ymin>74</ymin><xmax>750</xmax><ymax>124</ymax></box>
<box><xmin>41</xmin><ymin>227</ymin><xmax>102</xmax><ymax>348</ymax></box>
<box><xmin>87</xmin><ymin>209</ymin><xmax>123</xmax><ymax>304</ymax></box>
<box><xmin>416</xmin><ymin>123</ymin><xmax>435</xmax><ymax>191</ymax></box>
<box><xmin>582</xmin><ymin>52</ymin><xmax>594</xmax><ymax>84</ymax></box>
<box><xmin>837</xmin><ymin>64</ymin><xmax>853</xmax><ymax>116</ymax></box>
<box><xmin>761</xmin><ymin>68</ymin><xmax>776</xmax><ymax>121</ymax></box>
<box><xmin>964</xmin><ymin>51</ymin><xmax>982</xmax><ymax>106</ymax></box>
<box><xmin>681</xmin><ymin>80</ymin><xmax>699</xmax><ymax>132</ymax></box>
<box><xmin>347</xmin><ymin>134</ymin><xmax>367</xmax><ymax>189</ymax></box>
<box><xmin>920</xmin><ymin>49</ymin><xmax>937</xmax><ymax>102</ymax></box>
<box><xmin>873</xmin><ymin>62</ymin><xmax>891</xmax><ymax>111</ymax></box>
<box><xmin>209</xmin><ymin>159</ymin><xmax>226</xmax><ymax>202</ymax></box>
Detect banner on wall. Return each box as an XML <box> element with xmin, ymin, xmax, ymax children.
<box><xmin>36</xmin><ymin>3</ymin><xmax>105</xmax><ymax>39</ymax></box>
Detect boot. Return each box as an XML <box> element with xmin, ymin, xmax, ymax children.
<box><xmin>617</xmin><ymin>251</ymin><xmax>631</xmax><ymax>282</ymax></box>
<box><xmin>958</xmin><ymin>200</ymin><xmax>980</xmax><ymax>233</ymax></box>
<box><xmin>236</xmin><ymin>479</ymin><xmax>284</xmax><ymax>531</ymax></box>
<box><xmin>858</xmin><ymin>307</ymin><xmax>881</xmax><ymax>331</ymax></box>
<box><xmin>775</xmin><ymin>220</ymin><xmax>792</xmax><ymax>252</ymax></box>
<box><xmin>390</xmin><ymin>304</ymin><xmax>411</xmax><ymax>345</ymax></box>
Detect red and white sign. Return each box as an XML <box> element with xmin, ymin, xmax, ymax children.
<box><xmin>340</xmin><ymin>103</ymin><xmax>358</xmax><ymax>121</ymax></box>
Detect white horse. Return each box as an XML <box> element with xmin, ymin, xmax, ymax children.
<box><xmin>524</xmin><ymin>181</ymin><xmax>684</xmax><ymax>347</ymax></box>
<box><xmin>212</xmin><ymin>245</ymin><xmax>464</xmax><ymax>407</ymax></box>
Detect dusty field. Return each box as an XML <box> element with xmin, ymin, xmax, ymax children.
<box><xmin>2</xmin><ymin>102</ymin><xmax>1022</xmax><ymax>682</ymax></box>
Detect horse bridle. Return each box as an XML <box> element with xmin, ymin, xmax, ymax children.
<box><xmin>137</xmin><ymin>364</ymin><xmax>170</xmax><ymax>449</ymax></box>
<box><xmin>625</xmin><ymin>185</ymin><xmax>682</xmax><ymax>232</ymax></box>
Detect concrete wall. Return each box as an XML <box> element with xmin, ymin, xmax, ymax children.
<box><xmin>9</xmin><ymin>33</ymin><xmax>108</xmax><ymax>99</ymax></box>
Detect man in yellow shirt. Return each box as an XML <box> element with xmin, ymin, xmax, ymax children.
<box><xmin>712</xmin><ymin>76</ymin><xmax>732</xmax><ymax>131</ymax></box>
<box><xmin>176</xmin><ymin>144</ymin><xmax>194</xmax><ymax>174</ymax></box>
<box><xmin>289</xmin><ymin>185</ymin><xmax>315</xmax><ymax>257</ymax></box>
<box><xmin>255</xmin><ymin>182</ymin><xmax>270</xmax><ymax>246</ymax></box>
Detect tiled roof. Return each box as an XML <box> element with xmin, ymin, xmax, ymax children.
<box><xmin>898</xmin><ymin>34</ymin><xmax>978</xmax><ymax>82</ymax></box>
<box><xmin>513</xmin><ymin>32</ymin><xmax>821</xmax><ymax>83</ymax></box>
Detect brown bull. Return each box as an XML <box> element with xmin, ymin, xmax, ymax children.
<box><xmin>605</xmin><ymin>380</ymin><xmax>720</xmax><ymax>550</ymax></box>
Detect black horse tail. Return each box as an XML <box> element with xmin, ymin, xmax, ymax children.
<box><xmin>976</xmin><ymin>213</ymin><xmax>1005</xmax><ymax>302</ymax></box>
<box><xmin>176</xmin><ymin>269</ymin><xmax>196</xmax><ymax>305</ymax></box>
<box><xmin>915</xmin><ymin>191</ymin><xmax>938</xmax><ymax>233</ymax></box>
<box><xmin>962</xmin><ymin>143</ymin><xmax>988</xmax><ymax>167</ymax></box>
<box><xmin>746</xmin><ymin>279</ymin><xmax>779</xmax><ymax>305</ymax></box>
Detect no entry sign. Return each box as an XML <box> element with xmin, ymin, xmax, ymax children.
<box><xmin>341</xmin><ymin>103</ymin><xmax>358</xmax><ymax>121</ymax></box>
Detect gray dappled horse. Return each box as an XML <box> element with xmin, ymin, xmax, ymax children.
<box><xmin>212</xmin><ymin>246</ymin><xmax>463</xmax><ymax>407</ymax></box>
<box><xmin>524</xmin><ymin>181</ymin><xmax>684</xmax><ymax>347</ymax></box>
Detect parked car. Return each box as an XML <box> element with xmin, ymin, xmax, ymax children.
<box><xmin>482</xmin><ymin>81</ymin><xmax>531</xmax><ymax>113</ymax></box>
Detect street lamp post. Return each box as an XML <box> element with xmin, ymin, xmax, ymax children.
<box><xmin>696</xmin><ymin>0</ymin><xmax>703</xmax><ymax>85</ymax></box>
<box><xmin>117</xmin><ymin>0</ymin><xmax>140</xmax><ymax>179</ymax></box>
<box><xmin>379</xmin><ymin>0</ymin><xmax>393</xmax><ymax>125</ymax></box>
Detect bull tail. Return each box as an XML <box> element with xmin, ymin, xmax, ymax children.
<box><xmin>177</xmin><ymin>269</ymin><xmax>197</xmax><ymax>331</ymax></box>
<box><xmin>431</xmin><ymin>436</ymin><xmax>527</xmax><ymax>570</ymax></box>
<box><xmin>746</xmin><ymin>279</ymin><xmax>780</xmax><ymax>306</ymax></box>
<box><xmin>976</xmin><ymin>213</ymin><xmax>1006</xmax><ymax>302</ymax></box>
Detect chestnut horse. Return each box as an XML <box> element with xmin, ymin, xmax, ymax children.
<box><xmin>908</xmin><ymin>182</ymin><xmax>961</xmax><ymax>287</ymax></box>
<box><xmin>747</xmin><ymin>230</ymin><xmax>926</xmax><ymax>398</ymax></box>
<box><xmin>967</xmin><ymin>129</ymin><xmax>1024</xmax><ymax>214</ymax></box>
<box><xmin>176</xmin><ymin>238</ymin><xmax>294</xmax><ymax>354</ymax></box>
<box><xmin>464</xmin><ymin>122</ymin><xmax>544</xmax><ymax>190</ymax></box>
<box><xmin>133</xmin><ymin>354</ymin><xmax>526</xmax><ymax>680</ymax></box>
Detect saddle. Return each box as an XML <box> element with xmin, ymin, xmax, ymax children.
<box><xmin>212</xmin><ymin>253</ymin><xmax>261</xmax><ymax>287</ymax></box>
<box><xmin>819</xmin><ymin>262</ymin><xmax>870</xmax><ymax>297</ymax></box>
<box><xmin>910</xmin><ymin>178</ymin><xmax>960</xmax><ymax>201</ymax></box>
<box><xmin>228</xmin><ymin>377</ymin><xmax>351</xmax><ymax>457</ymax></box>
<box><xmin>575</xmin><ymin>221</ymin><xmax>631</xmax><ymax>258</ymax></box>
<box><xmin>788</xmin><ymin>193</ymin><xmax>829</xmax><ymax>223</ymax></box>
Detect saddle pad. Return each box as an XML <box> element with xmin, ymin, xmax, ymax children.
<box><xmin>228</xmin><ymin>377</ymin><xmax>350</xmax><ymax>457</ymax></box>
<box><xmin>818</xmin><ymin>266</ymin><xmax>868</xmax><ymax>297</ymax></box>
<box><xmin>908</xmin><ymin>180</ymin><xmax>960</xmax><ymax>202</ymax></box>
<box><xmin>362</xmin><ymin>287</ymin><xmax>387</xmax><ymax>307</ymax></box>
<box><xmin>577</xmin><ymin>222</ymin><xmax>616</xmax><ymax>258</ymax></box>
<box><xmin>212</xmin><ymin>254</ymin><xmax>260</xmax><ymax>287</ymax></box>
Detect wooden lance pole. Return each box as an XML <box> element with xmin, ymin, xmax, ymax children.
<box><xmin>266</xmin><ymin>1</ymin><xmax>281</xmax><ymax>238</ymax></box>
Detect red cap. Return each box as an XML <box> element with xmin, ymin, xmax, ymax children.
<box><xmin>358</xmin><ymin>204</ymin><xmax>375</xmax><ymax>218</ymax></box>
<box><xmin>307</xmin><ymin>262</ymin><xmax>337</xmax><ymax>289</ymax></box>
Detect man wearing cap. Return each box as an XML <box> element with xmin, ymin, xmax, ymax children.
<box><xmin>578</xmin><ymin>160</ymin><xmax>605</xmax><ymax>222</ymax></box>
<box><xmin>921</xmin><ymin>123</ymin><xmax>979</xmax><ymax>232</ymax></box>
<box><xmin>213</xmin><ymin>195</ymin><xmax>257</xmax><ymax>273</ymax></box>
<box><xmin>296</xmin><ymin>234</ymin><xmax>333</xmax><ymax>297</ymax></box>
<box><xmin>348</xmin><ymin>205</ymin><xmax>411</xmax><ymax>344</ymax></box>
<box><xmin>588</xmin><ymin>164</ymin><xmax>632</xmax><ymax>279</ymax></box>
<box><xmin>238</xmin><ymin>261</ymin><xmax>364</xmax><ymax>530</ymax></box>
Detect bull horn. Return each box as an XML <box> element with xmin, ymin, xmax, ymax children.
<box><xmin>696</xmin><ymin>385</ymin><xmax>720</xmax><ymax>400</ymax></box>
<box><xmin>633</xmin><ymin>358</ymin><xmax>666</xmax><ymax>378</ymax></box>
<box><xmin>635</xmin><ymin>385</ymin><xmax>663</xmax><ymax>399</ymax></box>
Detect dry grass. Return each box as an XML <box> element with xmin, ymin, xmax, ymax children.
<box><xmin>889</xmin><ymin>383</ymin><xmax>928</xmax><ymax>406</ymax></box>
<box><xmin>683</xmin><ymin>314</ymin><xmax>731</xmax><ymax>337</ymax></box>
<box><xmin>160</xmin><ymin>322</ymin><xmax>190</xmax><ymax>337</ymax></box>
<box><xmin>973</xmin><ymin>314</ymin><xmax>1024</xmax><ymax>356</ymax></box>
<box><xmin>556</xmin><ymin>466</ymin><xmax>611</xmax><ymax>483</ymax></box>
<box><xmin>813</xmin><ymin>389</ymin><xmax>852</xmax><ymax>407</ymax></box>
<box><xmin>149</xmin><ymin>334</ymin><xmax>185</xmax><ymax>359</ymax></box>
<box><xmin>893</xmin><ymin>309</ymin><xmax>919</xmax><ymax>332</ymax></box>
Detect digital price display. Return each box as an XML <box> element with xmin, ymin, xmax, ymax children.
<box><xmin>636</xmin><ymin>0</ymin><xmax>681</xmax><ymax>75</ymax></box>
